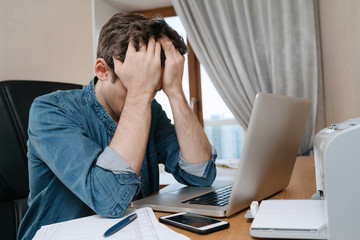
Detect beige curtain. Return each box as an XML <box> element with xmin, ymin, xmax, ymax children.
<box><xmin>171</xmin><ymin>0</ymin><xmax>323</xmax><ymax>154</ymax></box>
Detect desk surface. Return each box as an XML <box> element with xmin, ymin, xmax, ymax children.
<box><xmin>155</xmin><ymin>156</ymin><xmax>316</xmax><ymax>240</ymax></box>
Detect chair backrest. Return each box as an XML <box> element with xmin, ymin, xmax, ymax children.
<box><xmin>0</xmin><ymin>80</ymin><xmax>82</xmax><ymax>240</ymax></box>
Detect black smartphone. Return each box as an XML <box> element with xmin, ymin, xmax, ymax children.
<box><xmin>159</xmin><ymin>212</ymin><xmax>229</xmax><ymax>235</ymax></box>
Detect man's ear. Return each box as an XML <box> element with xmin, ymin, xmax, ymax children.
<box><xmin>94</xmin><ymin>58</ymin><xmax>111</xmax><ymax>81</ymax></box>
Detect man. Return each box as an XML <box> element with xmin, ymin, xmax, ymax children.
<box><xmin>18</xmin><ymin>13</ymin><xmax>216</xmax><ymax>240</ymax></box>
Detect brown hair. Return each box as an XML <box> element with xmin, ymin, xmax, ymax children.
<box><xmin>97</xmin><ymin>13</ymin><xmax>187</xmax><ymax>70</ymax></box>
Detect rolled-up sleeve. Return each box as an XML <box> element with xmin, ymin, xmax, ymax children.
<box><xmin>96</xmin><ymin>146</ymin><xmax>135</xmax><ymax>174</ymax></box>
<box><xmin>178</xmin><ymin>145</ymin><xmax>217</xmax><ymax>177</ymax></box>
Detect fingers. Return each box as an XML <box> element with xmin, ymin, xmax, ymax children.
<box><xmin>126</xmin><ymin>39</ymin><xmax>137</xmax><ymax>54</ymax></box>
<box><xmin>160</xmin><ymin>38</ymin><xmax>181</xmax><ymax>55</ymax></box>
<box><xmin>159</xmin><ymin>37</ymin><xmax>172</xmax><ymax>50</ymax></box>
<box><xmin>159</xmin><ymin>37</ymin><xmax>184</xmax><ymax>67</ymax></box>
<box><xmin>127</xmin><ymin>37</ymin><xmax>173</xmax><ymax>58</ymax></box>
<box><xmin>154</xmin><ymin>41</ymin><xmax>161</xmax><ymax>64</ymax></box>
<box><xmin>145</xmin><ymin>38</ymin><xmax>161</xmax><ymax>69</ymax></box>
<box><xmin>146</xmin><ymin>37</ymin><xmax>155</xmax><ymax>54</ymax></box>
<box><xmin>124</xmin><ymin>37</ymin><xmax>161</xmax><ymax>68</ymax></box>
<box><xmin>159</xmin><ymin>38</ymin><xmax>174</xmax><ymax>58</ymax></box>
<box><xmin>146</xmin><ymin>37</ymin><xmax>161</xmax><ymax>59</ymax></box>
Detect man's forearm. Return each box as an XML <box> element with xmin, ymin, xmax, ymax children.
<box><xmin>169</xmin><ymin>92</ymin><xmax>212</xmax><ymax>164</ymax></box>
<box><xmin>109</xmin><ymin>94</ymin><xmax>152</xmax><ymax>175</ymax></box>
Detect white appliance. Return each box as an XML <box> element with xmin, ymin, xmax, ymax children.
<box><xmin>313</xmin><ymin>118</ymin><xmax>360</xmax><ymax>240</ymax></box>
<box><xmin>250</xmin><ymin>118</ymin><xmax>360</xmax><ymax>239</ymax></box>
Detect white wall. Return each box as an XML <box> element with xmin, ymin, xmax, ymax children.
<box><xmin>0</xmin><ymin>0</ymin><xmax>94</xmax><ymax>84</ymax></box>
<box><xmin>93</xmin><ymin>0</ymin><xmax>120</xmax><ymax>61</ymax></box>
<box><xmin>319</xmin><ymin>0</ymin><xmax>360</xmax><ymax>125</ymax></box>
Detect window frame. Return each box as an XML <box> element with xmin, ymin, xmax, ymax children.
<box><xmin>138</xmin><ymin>6</ymin><xmax>204</xmax><ymax>126</ymax></box>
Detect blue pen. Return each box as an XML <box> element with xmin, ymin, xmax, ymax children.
<box><xmin>103</xmin><ymin>213</ymin><xmax>138</xmax><ymax>237</ymax></box>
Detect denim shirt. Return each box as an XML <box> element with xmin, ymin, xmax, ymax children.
<box><xmin>18</xmin><ymin>78</ymin><xmax>217</xmax><ymax>240</ymax></box>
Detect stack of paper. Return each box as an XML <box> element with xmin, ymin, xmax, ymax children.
<box><xmin>33</xmin><ymin>207</ymin><xmax>189</xmax><ymax>240</ymax></box>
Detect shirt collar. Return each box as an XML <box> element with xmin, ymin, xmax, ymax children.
<box><xmin>83</xmin><ymin>77</ymin><xmax>117</xmax><ymax>132</ymax></box>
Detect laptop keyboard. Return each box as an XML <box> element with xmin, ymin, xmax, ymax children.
<box><xmin>181</xmin><ymin>185</ymin><xmax>232</xmax><ymax>206</ymax></box>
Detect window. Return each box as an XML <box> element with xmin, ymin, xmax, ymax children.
<box><xmin>201</xmin><ymin>65</ymin><xmax>244</xmax><ymax>165</ymax></box>
<box><xmin>155</xmin><ymin>15</ymin><xmax>244</xmax><ymax>163</ymax></box>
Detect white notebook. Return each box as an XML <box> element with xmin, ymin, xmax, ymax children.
<box><xmin>33</xmin><ymin>207</ymin><xmax>189</xmax><ymax>240</ymax></box>
<box><xmin>250</xmin><ymin>200</ymin><xmax>327</xmax><ymax>239</ymax></box>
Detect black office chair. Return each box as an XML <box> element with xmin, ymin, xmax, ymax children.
<box><xmin>0</xmin><ymin>80</ymin><xmax>82</xmax><ymax>240</ymax></box>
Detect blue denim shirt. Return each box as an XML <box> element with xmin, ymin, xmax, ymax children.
<box><xmin>18</xmin><ymin>78</ymin><xmax>217</xmax><ymax>240</ymax></box>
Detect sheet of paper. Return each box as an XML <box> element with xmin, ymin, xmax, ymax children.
<box><xmin>33</xmin><ymin>207</ymin><xmax>189</xmax><ymax>240</ymax></box>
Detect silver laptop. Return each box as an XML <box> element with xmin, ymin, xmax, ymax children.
<box><xmin>132</xmin><ymin>93</ymin><xmax>311</xmax><ymax>217</ymax></box>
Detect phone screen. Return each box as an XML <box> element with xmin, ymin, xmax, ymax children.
<box><xmin>166</xmin><ymin>214</ymin><xmax>221</xmax><ymax>228</ymax></box>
